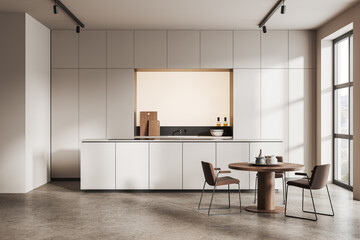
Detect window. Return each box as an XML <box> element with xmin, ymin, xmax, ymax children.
<box><xmin>333</xmin><ymin>31</ymin><xmax>353</xmax><ymax>190</ymax></box>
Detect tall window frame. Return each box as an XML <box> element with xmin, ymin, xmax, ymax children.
<box><xmin>333</xmin><ymin>30</ymin><xmax>353</xmax><ymax>191</ymax></box>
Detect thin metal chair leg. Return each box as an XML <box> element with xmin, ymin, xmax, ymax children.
<box><xmin>254</xmin><ymin>176</ymin><xmax>257</xmax><ymax>203</ymax></box>
<box><xmin>308</xmin><ymin>188</ymin><xmax>318</xmax><ymax>221</ymax></box>
<box><xmin>228</xmin><ymin>185</ymin><xmax>231</xmax><ymax>208</ymax></box>
<box><xmin>238</xmin><ymin>183</ymin><xmax>242</xmax><ymax>213</ymax></box>
<box><xmin>198</xmin><ymin>181</ymin><xmax>206</xmax><ymax>210</ymax></box>
<box><xmin>326</xmin><ymin>185</ymin><xmax>335</xmax><ymax>216</ymax></box>
<box><xmin>282</xmin><ymin>176</ymin><xmax>286</xmax><ymax>204</ymax></box>
<box><xmin>284</xmin><ymin>184</ymin><xmax>289</xmax><ymax>216</ymax></box>
<box><xmin>208</xmin><ymin>185</ymin><xmax>216</xmax><ymax>216</ymax></box>
<box><xmin>301</xmin><ymin>188</ymin><xmax>304</xmax><ymax>212</ymax></box>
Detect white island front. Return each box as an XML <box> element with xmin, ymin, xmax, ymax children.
<box><xmin>80</xmin><ymin>139</ymin><xmax>284</xmax><ymax>190</ymax></box>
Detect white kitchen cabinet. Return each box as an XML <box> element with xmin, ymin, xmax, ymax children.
<box><xmin>149</xmin><ymin>143</ymin><xmax>182</xmax><ymax>189</ymax></box>
<box><xmin>261</xmin><ymin>31</ymin><xmax>288</xmax><ymax>68</ymax></box>
<box><xmin>51</xmin><ymin>30</ymin><xmax>78</xmax><ymax>68</ymax></box>
<box><xmin>216</xmin><ymin>142</ymin><xmax>250</xmax><ymax>189</ymax></box>
<box><xmin>79</xmin><ymin>30</ymin><xmax>106</xmax><ymax>68</ymax></box>
<box><xmin>79</xmin><ymin>69</ymin><xmax>107</xmax><ymax>140</ymax></box>
<box><xmin>183</xmin><ymin>142</ymin><xmax>215</xmax><ymax>189</ymax></box>
<box><xmin>116</xmin><ymin>143</ymin><xmax>149</xmax><ymax>189</ymax></box>
<box><xmin>289</xmin><ymin>31</ymin><xmax>315</xmax><ymax>69</ymax></box>
<box><xmin>249</xmin><ymin>142</ymin><xmax>285</xmax><ymax>189</ymax></box>
<box><xmin>107</xmin><ymin>31</ymin><xmax>134</xmax><ymax>68</ymax></box>
<box><xmin>51</xmin><ymin>69</ymin><xmax>79</xmax><ymax>178</ymax></box>
<box><xmin>167</xmin><ymin>31</ymin><xmax>200</xmax><ymax>69</ymax></box>
<box><xmin>234</xmin><ymin>31</ymin><xmax>260</xmax><ymax>68</ymax></box>
<box><xmin>289</xmin><ymin>69</ymin><xmax>315</xmax><ymax>177</ymax></box>
<box><xmin>81</xmin><ymin>143</ymin><xmax>115</xmax><ymax>190</ymax></box>
<box><xmin>261</xmin><ymin>69</ymin><xmax>289</xmax><ymax>142</ymax></box>
<box><xmin>233</xmin><ymin>69</ymin><xmax>261</xmax><ymax>139</ymax></box>
<box><xmin>107</xmin><ymin>69</ymin><xmax>135</xmax><ymax>139</ymax></box>
<box><xmin>200</xmin><ymin>31</ymin><xmax>233</xmax><ymax>68</ymax></box>
<box><xmin>135</xmin><ymin>31</ymin><xmax>167</xmax><ymax>68</ymax></box>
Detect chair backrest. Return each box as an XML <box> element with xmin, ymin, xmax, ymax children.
<box><xmin>201</xmin><ymin>161</ymin><xmax>216</xmax><ymax>186</ymax></box>
<box><xmin>276</xmin><ymin>156</ymin><xmax>283</xmax><ymax>163</ymax></box>
<box><xmin>310</xmin><ymin>164</ymin><xmax>330</xmax><ymax>189</ymax></box>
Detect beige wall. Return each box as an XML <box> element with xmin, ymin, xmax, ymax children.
<box><xmin>0</xmin><ymin>13</ymin><xmax>50</xmax><ymax>193</ymax></box>
<box><xmin>0</xmin><ymin>13</ymin><xmax>26</xmax><ymax>193</ymax></box>
<box><xmin>317</xmin><ymin>4</ymin><xmax>360</xmax><ymax>199</ymax></box>
<box><xmin>136</xmin><ymin>71</ymin><xmax>230</xmax><ymax>126</ymax></box>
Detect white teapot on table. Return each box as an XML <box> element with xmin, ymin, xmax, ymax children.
<box><xmin>266</xmin><ymin>155</ymin><xmax>278</xmax><ymax>164</ymax></box>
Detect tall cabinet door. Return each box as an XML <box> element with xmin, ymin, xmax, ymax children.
<box><xmin>81</xmin><ymin>143</ymin><xmax>115</xmax><ymax>190</ymax></box>
<box><xmin>79</xmin><ymin>69</ymin><xmax>107</xmax><ymax>140</ymax></box>
<box><xmin>200</xmin><ymin>31</ymin><xmax>233</xmax><ymax>68</ymax></box>
<box><xmin>261</xmin><ymin>69</ymin><xmax>289</xmax><ymax>160</ymax></box>
<box><xmin>51</xmin><ymin>69</ymin><xmax>79</xmax><ymax>178</ymax></box>
<box><xmin>150</xmin><ymin>143</ymin><xmax>182</xmax><ymax>189</ymax></box>
<box><xmin>216</xmin><ymin>143</ymin><xmax>250</xmax><ymax>189</ymax></box>
<box><xmin>233</xmin><ymin>69</ymin><xmax>261</xmax><ymax>139</ymax></box>
<box><xmin>167</xmin><ymin>31</ymin><xmax>200</xmax><ymax>69</ymax></box>
<box><xmin>183</xmin><ymin>142</ymin><xmax>215</xmax><ymax>189</ymax></box>
<box><xmin>116</xmin><ymin>143</ymin><xmax>148</xmax><ymax>190</ymax></box>
<box><xmin>107</xmin><ymin>69</ymin><xmax>134</xmax><ymax>139</ymax></box>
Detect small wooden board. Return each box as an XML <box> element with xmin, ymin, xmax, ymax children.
<box><xmin>149</xmin><ymin>120</ymin><xmax>160</xmax><ymax>136</ymax></box>
<box><xmin>140</xmin><ymin>111</ymin><xmax>157</xmax><ymax>136</ymax></box>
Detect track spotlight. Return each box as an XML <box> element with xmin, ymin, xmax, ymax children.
<box><xmin>76</xmin><ymin>25</ymin><xmax>80</xmax><ymax>33</ymax></box>
<box><xmin>53</xmin><ymin>4</ymin><xmax>58</xmax><ymax>14</ymax></box>
<box><xmin>262</xmin><ymin>26</ymin><xmax>267</xmax><ymax>33</ymax></box>
<box><xmin>281</xmin><ymin>1</ymin><xmax>286</xmax><ymax>14</ymax></box>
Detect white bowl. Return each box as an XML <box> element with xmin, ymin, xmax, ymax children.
<box><xmin>210</xmin><ymin>129</ymin><xmax>224</xmax><ymax>137</ymax></box>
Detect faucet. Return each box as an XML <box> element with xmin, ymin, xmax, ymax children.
<box><xmin>172</xmin><ymin>129</ymin><xmax>187</xmax><ymax>135</ymax></box>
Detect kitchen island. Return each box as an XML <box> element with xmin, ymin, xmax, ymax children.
<box><xmin>81</xmin><ymin>138</ymin><xmax>284</xmax><ymax>191</ymax></box>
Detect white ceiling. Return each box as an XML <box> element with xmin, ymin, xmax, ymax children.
<box><xmin>0</xmin><ymin>0</ymin><xmax>359</xmax><ymax>30</ymax></box>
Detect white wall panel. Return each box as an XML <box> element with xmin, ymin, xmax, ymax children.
<box><xmin>289</xmin><ymin>31</ymin><xmax>315</xmax><ymax>69</ymax></box>
<box><xmin>201</xmin><ymin>31</ymin><xmax>233</xmax><ymax>68</ymax></box>
<box><xmin>168</xmin><ymin>31</ymin><xmax>200</xmax><ymax>68</ymax></box>
<box><xmin>51</xmin><ymin>30</ymin><xmax>78</xmax><ymax>68</ymax></box>
<box><xmin>79</xmin><ymin>69</ymin><xmax>107</xmax><ymax>140</ymax></box>
<box><xmin>107</xmin><ymin>31</ymin><xmax>134</xmax><ymax>68</ymax></box>
<box><xmin>233</xmin><ymin>69</ymin><xmax>261</xmax><ymax>139</ymax></box>
<box><xmin>107</xmin><ymin>69</ymin><xmax>135</xmax><ymax>139</ymax></box>
<box><xmin>135</xmin><ymin>31</ymin><xmax>167</xmax><ymax>68</ymax></box>
<box><xmin>261</xmin><ymin>31</ymin><xmax>288</xmax><ymax>68</ymax></box>
<box><xmin>234</xmin><ymin>31</ymin><xmax>260</xmax><ymax>68</ymax></box>
<box><xmin>79</xmin><ymin>30</ymin><xmax>106</xmax><ymax>68</ymax></box>
<box><xmin>51</xmin><ymin>69</ymin><xmax>79</xmax><ymax>178</ymax></box>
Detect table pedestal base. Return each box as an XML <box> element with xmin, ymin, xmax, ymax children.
<box><xmin>245</xmin><ymin>205</ymin><xmax>284</xmax><ymax>213</ymax></box>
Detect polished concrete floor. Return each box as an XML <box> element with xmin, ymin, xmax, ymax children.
<box><xmin>0</xmin><ymin>182</ymin><xmax>359</xmax><ymax>240</ymax></box>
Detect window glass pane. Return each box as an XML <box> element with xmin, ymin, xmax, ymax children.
<box><xmin>335</xmin><ymin>138</ymin><xmax>349</xmax><ymax>184</ymax></box>
<box><xmin>350</xmin><ymin>86</ymin><xmax>353</xmax><ymax>135</ymax></box>
<box><xmin>350</xmin><ymin>140</ymin><xmax>353</xmax><ymax>186</ymax></box>
<box><xmin>350</xmin><ymin>35</ymin><xmax>353</xmax><ymax>82</ymax></box>
<box><xmin>335</xmin><ymin>37</ymin><xmax>349</xmax><ymax>85</ymax></box>
<box><xmin>335</xmin><ymin>88</ymin><xmax>349</xmax><ymax>134</ymax></box>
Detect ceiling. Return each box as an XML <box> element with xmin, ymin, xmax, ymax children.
<box><xmin>0</xmin><ymin>0</ymin><xmax>359</xmax><ymax>30</ymax></box>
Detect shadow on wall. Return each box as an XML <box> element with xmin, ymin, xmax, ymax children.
<box><xmin>52</xmin><ymin>149</ymin><xmax>80</xmax><ymax>179</ymax></box>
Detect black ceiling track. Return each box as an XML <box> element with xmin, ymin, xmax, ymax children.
<box><xmin>258</xmin><ymin>0</ymin><xmax>284</xmax><ymax>28</ymax></box>
<box><xmin>54</xmin><ymin>0</ymin><xmax>85</xmax><ymax>28</ymax></box>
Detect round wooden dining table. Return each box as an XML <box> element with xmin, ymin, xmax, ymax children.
<box><xmin>228</xmin><ymin>162</ymin><xmax>304</xmax><ymax>213</ymax></box>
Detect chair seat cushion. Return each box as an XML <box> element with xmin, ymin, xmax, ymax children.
<box><xmin>287</xmin><ymin>178</ymin><xmax>310</xmax><ymax>189</ymax></box>
<box><xmin>216</xmin><ymin>176</ymin><xmax>240</xmax><ymax>186</ymax></box>
<box><xmin>275</xmin><ymin>172</ymin><xmax>284</xmax><ymax>178</ymax></box>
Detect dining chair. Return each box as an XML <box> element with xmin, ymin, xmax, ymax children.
<box><xmin>285</xmin><ymin>164</ymin><xmax>334</xmax><ymax>221</ymax></box>
<box><xmin>254</xmin><ymin>156</ymin><xmax>286</xmax><ymax>204</ymax></box>
<box><xmin>198</xmin><ymin>161</ymin><xmax>242</xmax><ymax>215</ymax></box>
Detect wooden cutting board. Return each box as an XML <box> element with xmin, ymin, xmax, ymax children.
<box><xmin>149</xmin><ymin>120</ymin><xmax>160</xmax><ymax>136</ymax></box>
<box><xmin>140</xmin><ymin>111</ymin><xmax>157</xmax><ymax>136</ymax></box>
